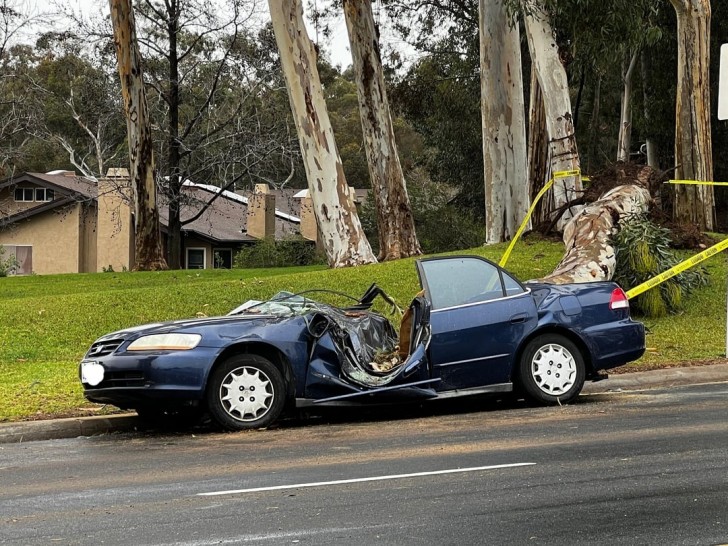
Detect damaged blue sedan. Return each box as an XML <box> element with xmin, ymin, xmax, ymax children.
<box><xmin>79</xmin><ymin>256</ymin><xmax>645</xmax><ymax>430</ymax></box>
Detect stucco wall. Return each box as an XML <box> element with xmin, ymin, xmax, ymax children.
<box><xmin>96</xmin><ymin>178</ymin><xmax>133</xmax><ymax>272</ymax></box>
<box><xmin>0</xmin><ymin>203</ymin><xmax>83</xmax><ymax>274</ymax></box>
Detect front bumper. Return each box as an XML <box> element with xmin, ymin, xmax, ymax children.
<box><xmin>80</xmin><ymin>346</ymin><xmax>221</xmax><ymax>409</ymax></box>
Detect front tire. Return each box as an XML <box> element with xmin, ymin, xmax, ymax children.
<box><xmin>206</xmin><ymin>355</ymin><xmax>286</xmax><ymax>430</ymax></box>
<box><xmin>518</xmin><ymin>334</ymin><xmax>585</xmax><ymax>405</ymax></box>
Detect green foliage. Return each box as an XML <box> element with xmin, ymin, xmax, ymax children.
<box><xmin>0</xmin><ymin>246</ymin><xmax>18</xmax><ymax>277</ymax></box>
<box><xmin>234</xmin><ymin>238</ymin><xmax>326</xmax><ymax>269</ymax></box>
<box><xmin>360</xmin><ymin>167</ymin><xmax>485</xmax><ymax>254</ymax></box>
<box><xmin>613</xmin><ymin>214</ymin><xmax>708</xmax><ymax>317</ymax></box>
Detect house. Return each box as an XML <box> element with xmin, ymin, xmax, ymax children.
<box><xmin>0</xmin><ymin>170</ymin><xmax>320</xmax><ymax>275</ymax></box>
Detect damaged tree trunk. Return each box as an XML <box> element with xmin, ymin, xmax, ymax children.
<box><xmin>109</xmin><ymin>0</ymin><xmax>167</xmax><ymax>271</ymax></box>
<box><xmin>342</xmin><ymin>0</ymin><xmax>421</xmax><ymax>260</ymax></box>
<box><xmin>479</xmin><ymin>0</ymin><xmax>529</xmax><ymax>243</ymax></box>
<box><xmin>538</xmin><ymin>168</ymin><xmax>653</xmax><ymax>284</ymax></box>
<box><xmin>268</xmin><ymin>0</ymin><xmax>377</xmax><ymax>268</ymax></box>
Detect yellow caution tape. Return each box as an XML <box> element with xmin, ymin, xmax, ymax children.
<box><xmin>667</xmin><ymin>179</ymin><xmax>728</xmax><ymax>186</ymax></box>
<box><xmin>499</xmin><ymin>178</ymin><xmax>555</xmax><ymax>267</ymax></box>
<box><xmin>499</xmin><ymin>170</ymin><xmax>583</xmax><ymax>267</ymax></box>
<box><xmin>553</xmin><ymin>169</ymin><xmax>581</xmax><ymax>179</ymax></box>
<box><xmin>625</xmin><ymin>237</ymin><xmax>728</xmax><ymax>299</ymax></box>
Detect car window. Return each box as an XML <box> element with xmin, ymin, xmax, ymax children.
<box><xmin>503</xmin><ymin>271</ymin><xmax>526</xmax><ymax>296</ymax></box>
<box><xmin>420</xmin><ymin>257</ymin><xmax>505</xmax><ymax>310</ymax></box>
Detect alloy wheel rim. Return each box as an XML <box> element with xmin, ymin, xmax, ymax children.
<box><xmin>220</xmin><ymin>366</ymin><xmax>274</xmax><ymax>422</ymax></box>
<box><xmin>531</xmin><ymin>343</ymin><xmax>576</xmax><ymax>395</ymax></box>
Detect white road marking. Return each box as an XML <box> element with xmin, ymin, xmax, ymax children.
<box><xmin>198</xmin><ymin>462</ymin><xmax>536</xmax><ymax>497</ymax></box>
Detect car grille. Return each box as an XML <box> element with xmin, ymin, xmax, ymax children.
<box><xmin>97</xmin><ymin>371</ymin><xmax>146</xmax><ymax>389</ymax></box>
<box><xmin>85</xmin><ymin>339</ymin><xmax>124</xmax><ymax>358</ymax></box>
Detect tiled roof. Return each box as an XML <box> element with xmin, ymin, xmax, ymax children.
<box><xmin>1</xmin><ymin>172</ymin><xmax>306</xmax><ymax>243</ymax></box>
<box><xmin>25</xmin><ymin>172</ymin><xmax>97</xmax><ymax>199</ymax></box>
<box><xmin>159</xmin><ymin>183</ymin><xmax>300</xmax><ymax>243</ymax></box>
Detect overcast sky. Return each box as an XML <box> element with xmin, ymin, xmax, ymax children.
<box><xmin>60</xmin><ymin>0</ymin><xmax>355</xmax><ymax>69</ymax></box>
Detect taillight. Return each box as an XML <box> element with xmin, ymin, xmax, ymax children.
<box><xmin>609</xmin><ymin>287</ymin><xmax>630</xmax><ymax>310</ymax></box>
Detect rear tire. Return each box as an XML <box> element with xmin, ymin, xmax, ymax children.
<box><xmin>518</xmin><ymin>334</ymin><xmax>585</xmax><ymax>405</ymax></box>
<box><xmin>206</xmin><ymin>354</ymin><xmax>286</xmax><ymax>430</ymax></box>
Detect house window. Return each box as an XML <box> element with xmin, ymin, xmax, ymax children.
<box><xmin>186</xmin><ymin>248</ymin><xmax>206</xmax><ymax>269</ymax></box>
<box><xmin>14</xmin><ymin>188</ymin><xmax>34</xmax><ymax>202</ymax></box>
<box><xmin>213</xmin><ymin>249</ymin><xmax>232</xmax><ymax>269</ymax></box>
<box><xmin>35</xmin><ymin>188</ymin><xmax>54</xmax><ymax>202</ymax></box>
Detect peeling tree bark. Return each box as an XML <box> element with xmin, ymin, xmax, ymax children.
<box><xmin>523</xmin><ymin>2</ymin><xmax>581</xmax><ymax>229</ymax></box>
<box><xmin>527</xmin><ymin>66</ymin><xmax>549</xmax><ymax>227</ymax></box>
<box><xmin>109</xmin><ymin>0</ymin><xmax>167</xmax><ymax>271</ymax></box>
<box><xmin>670</xmin><ymin>0</ymin><xmax>714</xmax><ymax>231</ymax></box>
<box><xmin>479</xmin><ymin>0</ymin><xmax>529</xmax><ymax>243</ymax></box>
<box><xmin>268</xmin><ymin>0</ymin><xmax>377</xmax><ymax>268</ymax></box>
<box><xmin>343</xmin><ymin>0</ymin><xmax>421</xmax><ymax>261</ymax></box>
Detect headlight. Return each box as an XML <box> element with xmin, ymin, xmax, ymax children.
<box><xmin>127</xmin><ymin>333</ymin><xmax>202</xmax><ymax>351</ymax></box>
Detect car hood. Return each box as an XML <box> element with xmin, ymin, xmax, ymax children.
<box><xmin>94</xmin><ymin>313</ymin><xmax>285</xmax><ymax>343</ymax></box>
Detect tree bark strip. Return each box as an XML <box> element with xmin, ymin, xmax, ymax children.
<box><xmin>527</xmin><ymin>65</ymin><xmax>549</xmax><ymax>227</ymax></box>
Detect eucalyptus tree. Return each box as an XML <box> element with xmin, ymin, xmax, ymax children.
<box><xmin>341</xmin><ymin>0</ymin><xmax>421</xmax><ymax>260</ymax></box>
<box><xmin>479</xmin><ymin>0</ymin><xmax>528</xmax><ymax>243</ymax></box>
<box><xmin>109</xmin><ymin>0</ymin><xmax>167</xmax><ymax>270</ymax></box>
<box><xmin>131</xmin><ymin>0</ymin><xmax>263</xmax><ymax>268</ymax></box>
<box><xmin>670</xmin><ymin>0</ymin><xmax>713</xmax><ymax>230</ymax></box>
<box><xmin>521</xmin><ymin>1</ymin><xmax>580</xmax><ymax>228</ymax></box>
<box><xmin>268</xmin><ymin>0</ymin><xmax>377</xmax><ymax>267</ymax></box>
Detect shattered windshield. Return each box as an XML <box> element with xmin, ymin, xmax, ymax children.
<box><xmin>227</xmin><ymin>291</ymin><xmax>320</xmax><ymax>317</ymax></box>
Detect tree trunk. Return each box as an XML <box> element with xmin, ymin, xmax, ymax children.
<box><xmin>670</xmin><ymin>0</ymin><xmax>714</xmax><ymax>231</ymax></box>
<box><xmin>539</xmin><ymin>174</ymin><xmax>652</xmax><ymax>284</ymax></box>
<box><xmin>617</xmin><ymin>50</ymin><xmax>639</xmax><ymax>162</ymax></box>
<box><xmin>527</xmin><ymin>65</ymin><xmax>549</xmax><ymax>227</ymax></box>
<box><xmin>640</xmin><ymin>50</ymin><xmax>659</xmax><ymax>169</ymax></box>
<box><xmin>479</xmin><ymin>0</ymin><xmax>529</xmax><ymax>243</ymax></box>
<box><xmin>109</xmin><ymin>0</ymin><xmax>167</xmax><ymax>271</ymax></box>
<box><xmin>268</xmin><ymin>0</ymin><xmax>377</xmax><ymax>267</ymax></box>
<box><xmin>586</xmin><ymin>75</ymin><xmax>601</xmax><ymax>174</ymax></box>
<box><xmin>342</xmin><ymin>0</ymin><xmax>421</xmax><ymax>260</ymax></box>
<box><xmin>167</xmin><ymin>0</ymin><xmax>183</xmax><ymax>270</ymax></box>
<box><xmin>523</xmin><ymin>2</ymin><xmax>581</xmax><ymax>229</ymax></box>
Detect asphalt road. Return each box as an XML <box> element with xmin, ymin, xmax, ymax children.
<box><xmin>1</xmin><ymin>383</ymin><xmax>727</xmax><ymax>545</ymax></box>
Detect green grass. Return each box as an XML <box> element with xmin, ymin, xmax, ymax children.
<box><xmin>1</xmin><ymin>235</ymin><xmax>725</xmax><ymax>421</ymax></box>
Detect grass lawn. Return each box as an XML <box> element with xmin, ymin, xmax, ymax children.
<box><xmin>1</xmin><ymin>235</ymin><xmax>725</xmax><ymax>422</ymax></box>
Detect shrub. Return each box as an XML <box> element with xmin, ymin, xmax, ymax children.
<box><xmin>359</xmin><ymin>167</ymin><xmax>486</xmax><ymax>255</ymax></box>
<box><xmin>234</xmin><ymin>237</ymin><xmax>326</xmax><ymax>268</ymax></box>
<box><xmin>613</xmin><ymin>214</ymin><xmax>708</xmax><ymax>317</ymax></box>
<box><xmin>0</xmin><ymin>246</ymin><xmax>18</xmax><ymax>277</ymax></box>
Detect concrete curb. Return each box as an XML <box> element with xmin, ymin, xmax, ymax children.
<box><xmin>0</xmin><ymin>414</ymin><xmax>139</xmax><ymax>444</ymax></box>
<box><xmin>2</xmin><ymin>363</ymin><xmax>728</xmax><ymax>444</ymax></box>
<box><xmin>582</xmin><ymin>362</ymin><xmax>728</xmax><ymax>394</ymax></box>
